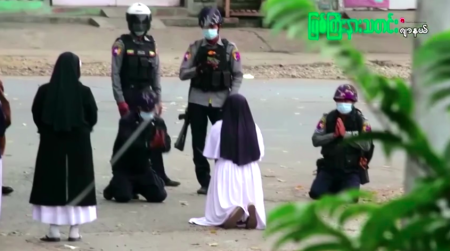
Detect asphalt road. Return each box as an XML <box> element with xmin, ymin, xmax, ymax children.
<box><xmin>0</xmin><ymin>77</ymin><xmax>405</xmax><ymax>251</ymax></box>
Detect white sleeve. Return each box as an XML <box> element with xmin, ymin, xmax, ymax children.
<box><xmin>203</xmin><ymin>120</ymin><xmax>222</xmax><ymax>159</ymax></box>
<box><xmin>255</xmin><ymin>124</ymin><xmax>264</xmax><ymax>161</ymax></box>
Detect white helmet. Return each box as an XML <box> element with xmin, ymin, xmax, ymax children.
<box><xmin>126</xmin><ymin>3</ymin><xmax>152</xmax><ymax>36</ymax></box>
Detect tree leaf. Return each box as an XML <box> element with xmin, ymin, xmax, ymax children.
<box><xmin>338</xmin><ymin>204</ymin><xmax>378</xmax><ymax>226</ymax></box>
<box><xmin>359</xmin><ymin>195</ymin><xmax>419</xmax><ymax>249</ymax></box>
<box><xmin>344</xmin><ymin>131</ymin><xmax>404</xmax><ymax>157</ymax></box>
<box><xmin>429</xmin><ymin>86</ymin><xmax>450</xmax><ymax>107</ymax></box>
<box><xmin>302</xmin><ymin>242</ymin><xmax>349</xmax><ymax>251</ymax></box>
<box><xmin>265</xmin><ymin>203</ymin><xmax>312</xmax><ymax>236</ymax></box>
<box><xmin>393</xmin><ymin>77</ymin><xmax>414</xmax><ymax>115</ymax></box>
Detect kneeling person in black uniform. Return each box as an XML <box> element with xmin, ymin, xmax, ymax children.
<box><xmin>309</xmin><ymin>84</ymin><xmax>373</xmax><ymax>201</ymax></box>
<box><xmin>104</xmin><ymin>93</ymin><xmax>167</xmax><ymax>203</ymax></box>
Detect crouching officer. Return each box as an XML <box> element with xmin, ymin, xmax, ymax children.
<box><xmin>111</xmin><ymin>2</ymin><xmax>180</xmax><ymax>186</ymax></box>
<box><xmin>103</xmin><ymin>93</ymin><xmax>168</xmax><ymax>203</ymax></box>
<box><xmin>309</xmin><ymin>84</ymin><xmax>374</xmax><ymax>202</ymax></box>
<box><xmin>179</xmin><ymin>6</ymin><xmax>243</xmax><ymax>195</ymax></box>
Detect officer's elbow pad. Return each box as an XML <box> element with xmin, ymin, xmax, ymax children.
<box><xmin>178</xmin><ymin>72</ymin><xmax>186</xmax><ymax>81</ymax></box>
<box><xmin>312</xmin><ymin>138</ymin><xmax>320</xmax><ymax>147</ymax></box>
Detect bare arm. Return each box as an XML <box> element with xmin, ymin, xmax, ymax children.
<box><xmin>111</xmin><ymin>39</ymin><xmax>125</xmax><ymax>103</ymax></box>
<box><xmin>179</xmin><ymin>43</ymin><xmax>198</xmax><ymax>81</ymax></box>
<box><xmin>228</xmin><ymin>43</ymin><xmax>243</xmax><ymax>95</ymax></box>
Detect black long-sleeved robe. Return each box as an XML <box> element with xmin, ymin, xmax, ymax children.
<box><xmin>29</xmin><ymin>83</ymin><xmax>98</xmax><ymax>206</ymax></box>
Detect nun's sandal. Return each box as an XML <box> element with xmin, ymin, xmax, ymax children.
<box><xmin>40</xmin><ymin>236</ymin><xmax>61</xmax><ymax>242</ymax></box>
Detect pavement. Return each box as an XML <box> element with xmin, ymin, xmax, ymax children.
<box><xmin>0</xmin><ymin>23</ymin><xmax>412</xmax><ymax>79</ymax></box>
<box><xmin>0</xmin><ymin>22</ymin><xmax>412</xmax><ymax>55</ymax></box>
<box><xmin>0</xmin><ymin>77</ymin><xmax>405</xmax><ymax>251</ymax></box>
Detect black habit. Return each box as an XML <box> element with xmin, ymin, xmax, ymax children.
<box><xmin>29</xmin><ymin>52</ymin><xmax>98</xmax><ymax>207</ymax></box>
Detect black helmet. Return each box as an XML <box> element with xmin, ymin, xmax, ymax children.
<box><xmin>198</xmin><ymin>7</ymin><xmax>223</xmax><ymax>28</ymax></box>
<box><xmin>126</xmin><ymin>3</ymin><xmax>152</xmax><ymax>36</ymax></box>
<box><xmin>135</xmin><ymin>92</ymin><xmax>156</xmax><ymax>111</ymax></box>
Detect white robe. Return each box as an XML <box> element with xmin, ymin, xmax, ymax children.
<box><xmin>32</xmin><ymin>155</ymin><xmax>97</xmax><ymax>226</ymax></box>
<box><xmin>32</xmin><ymin>205</ymin><xmax>97</xmax><ymax>225</ymax></box>
<box><xmin>189</xmin><ymin>120</ymin><xmax>266</xmax><ymax>229</ymax></box>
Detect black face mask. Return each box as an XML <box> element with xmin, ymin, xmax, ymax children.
<box><xmin>126</xmin><ymin>14</ymin><xmax>151</xmax><ymax>36</ymax></box>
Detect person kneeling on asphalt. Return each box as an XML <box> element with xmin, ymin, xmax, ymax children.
<box><xmin>103</xmin><ymin>92</ymin><xmax>168</xmax><ymax>203</ymax></box>
<box><xmin>309</xmin><ymin>84</ymin><xmax>374</xmax><ymax>202</ymax></box>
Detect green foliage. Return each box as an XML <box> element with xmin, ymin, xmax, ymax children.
<box><xmin>262</xmin><ymin>0</ymin><xmax>450</xmax><ymax>250</ymax></box>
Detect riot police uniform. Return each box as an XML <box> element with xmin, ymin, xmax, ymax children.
<box><xmin>309</xmin><ymin>84</ymin><xmax>373</xmax><ymax>201</ymax></box>
<box><xmin>179</xmin><ymin>7</ymin><xmax>243</xmax><ymax>194</ymax></box>
<box><xmin>111</xmin><ymin>2</ymin><xmax>179</xmax><ymax>187</ymax></box>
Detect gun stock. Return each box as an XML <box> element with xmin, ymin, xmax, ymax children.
<box><xmin>174</xmin><ymin>119</ymin><xmax>190</xmax><ymax>151</ymax></box>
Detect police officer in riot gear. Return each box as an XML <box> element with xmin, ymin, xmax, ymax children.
<box><xmin>179</xmin><ymin>6</ymin><xmax>243</xmax><ymax>195</ymax></box>
<box><xmin>111</xmin><ymin>2</ymin><xmax>180</xmax><ymax>187</ymax></box>
<box><xmin>309</xmin><ymin>84</ymin><xmax>374</xmax><ymax>201</ymax></box>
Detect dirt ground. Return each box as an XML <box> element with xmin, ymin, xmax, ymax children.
<box><xmin>0</xmin><ymin>23</ymin><xmax>412</xmax><ymax>79</ymax></box>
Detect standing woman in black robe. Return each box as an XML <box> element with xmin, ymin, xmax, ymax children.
<box><xmin>29</xmin><ymin>52</ymin><xmax>98</xmax><ymax>242</ymax></box>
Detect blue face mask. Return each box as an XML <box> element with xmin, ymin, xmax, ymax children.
<box><xmin>336</xmin><ymin>102</ymin><xmax>353</xmax><ymax>114</ymax></box>
<box><xmin>139</xmin><ymin>111</ymin><xmax>154</xmax><ymax>121</ymax></box>
<box><xmin>202</xmin><ymin>29</ymin><xmax>218</xmax><ymax>40</ymax></box>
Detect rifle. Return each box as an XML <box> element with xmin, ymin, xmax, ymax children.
<box><xmin>174</xmin><ymin>108</ymin><xmax>190</xmax><ymax>151</ymax></box>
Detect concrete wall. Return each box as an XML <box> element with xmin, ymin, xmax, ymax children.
<box><xmin>52</xmin><ymin>0</ymin><xmax>181</xmax><ymax>7</ymax></box>
<box><xmin>0</xmin><ymin>0</ymin><xmax>44</xmax><ymax>12</ymax></box>
<box><xmin>342</xmin><ymin>0</ymin><xmax>416</xmax><ymax>9</ymax></box>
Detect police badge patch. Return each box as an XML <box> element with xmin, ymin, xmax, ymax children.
<box><xmin>232</xmin><ymin>49</ymin><xmax>240</xmax><ymax>61</ymax></box>
<box><xmin>112</xmin><ymin>46</ymin><xmax>121</xmax><ymax>56</ymax></box>
<box><xmin>184</xmin><ymin>51</ymin><xmax>191</xmax><ymax>61</ymax></box>
<box><xmin>314</xmin><ymin>115</ymin><xmax>326</xmax><ymax>133</ymax></box>
<box><xmin>362</xmin><ymin>121</ymin><xmax>372</xmax><ymax>132</ymax></box>
<box><xmin>112</xmin><ymin>41</ymin><xmax>122</xmax><ymax>56</ymax></box>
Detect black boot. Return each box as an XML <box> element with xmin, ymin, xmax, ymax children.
<box><xmin>164</xmin><ymin>179</ymin><xmax>181</xmax><ymax>187</ymax></box>
<box><xmin>197</xmin><ymin>187</ymin><xmax>208</xmax><ymax>195</ymax></box>
<box><xmin>2</xmin><ymin>186</ymin><xmax>13</xmax><ymax>195</ymax></box>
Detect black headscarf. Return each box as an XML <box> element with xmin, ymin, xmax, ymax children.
<box><xmin>41</xmin><ymin>52</ymin><xmax>84</xmax><ymax>132</ymax></box>
<box><xmin>220</xmin><ymin>94</ymin><xmax>260</xmax><ymax>166</ymax></box>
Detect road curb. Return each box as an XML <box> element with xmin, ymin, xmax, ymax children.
<box><xmin>0</xmin><ymin>14</ymin><xmax>90</xmax><ymax>24</ymax></box>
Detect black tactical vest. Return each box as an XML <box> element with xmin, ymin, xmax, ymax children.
<box><xmin>321</xmin><ymin>108</ymin><xmax>364</xmax><ymax>173</ymax></box>
<box><xmin>119</xmin><ymin>34</ymin><xmax>157</xmax><ymax>90</ymax></box>
<box><xmin>190</xmin><ymin>39</ymin><xmax>232</xmax><ymax>92</ymax></box>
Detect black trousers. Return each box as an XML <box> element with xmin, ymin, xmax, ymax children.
<box><xmin>309</xmin><ymin>170</ymin><xmax>360</xmax><ymax>201</ymax></box>
<box><xmin>104</xmin><ymin>170</ymin><xmax>167</xmax><ymax>203</ymax></box>
<box><xmin>189</xmin><ymin>103</ymin><xmax>222</xmax><ymax>188</ymax></box>
<box><xmin>150</xmin><ymin>150</ymin><xmax>170</xmax><ymax>182</ymax></box>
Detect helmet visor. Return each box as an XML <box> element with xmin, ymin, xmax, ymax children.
<box><xmin>127</xmin><ymin>14</ymin><xmax>149</xmax><ymax>34</ymax></box>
